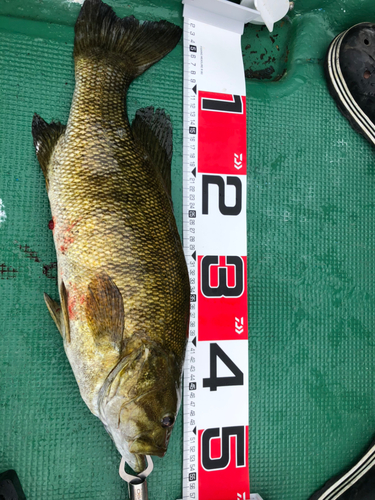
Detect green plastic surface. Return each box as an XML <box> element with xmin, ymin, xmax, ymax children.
<box><xmin>1</xmin><ymin>1</ymin><xmax>375</xmax><ymax>499</ymax></box>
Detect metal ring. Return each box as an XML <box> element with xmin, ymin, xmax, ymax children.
<box><xmin>119</xmin><ymin>456</ymin><xmax>154</xmax><ymax>483</ymax></box>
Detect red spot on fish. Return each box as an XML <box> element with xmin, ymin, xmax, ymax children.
<box><xmin>67</xmin><ymin>286</ymin><xmax>77</xmax><ymax>320</ymax></box>
<box><xmin>55</xmin><ymin>218</ymin><xmax>80</xmax><ymax>256</ymax></box>
<box><xmin>68</xmin><ymin>302</ymin><xmax>75</xmax><ymax>319</ymax></box>
<box><xmin>66</xmin><ymin>283</ymin><xmax>83</xmax><ymax>321</ymax></box>
<box><xmin>48</xmin><ymin>220</ymin><xmax>54</xmax><ymax>230</ymax></box>
<box><xmin>60</xmin><ymin>226</ymin><xmax>76</xmax><ymax>254</ymax></box>
<box><xmin>67</xmin><ymin>218</ymin><xmax>82</xmax><ymax>232</ymax></box>
<box><xmin>60</xmin><ymin>235</ymin><xmax>74</xmax><ymax>254</ymax></box>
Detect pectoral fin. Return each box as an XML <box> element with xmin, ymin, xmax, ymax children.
<box><xmin>44</xmin><ymin>280</ymin><xmax>71</xmax><ymax>343</ymax></box>
<box><xmin>85</xmin><ymin>274</ymin><xmax>125</xmax><ymax>351</ymax></box>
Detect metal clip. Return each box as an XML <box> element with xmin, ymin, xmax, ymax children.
<box><xmin>119</xmin><ymin>456</ymin><xmax>153</xmax><ymax>500</ymax></box>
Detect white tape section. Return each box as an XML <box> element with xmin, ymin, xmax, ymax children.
<box><xmin>181</xmin><ymin>2</ymin><xmax>250</xmax><ymax>499</ymax></box>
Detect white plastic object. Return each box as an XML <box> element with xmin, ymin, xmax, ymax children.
<box><xmin>183</xmin><ymin>0</ymin><xmax>289</xmax><ymax>32</ymax></box>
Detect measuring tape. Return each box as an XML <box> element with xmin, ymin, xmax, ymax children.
<box><xmin>180</xmin><ymin>1</ymin><xmax>288</xmax><ymax>499</ymax></box>
<box><xmin>181</xmin><ymin>2</ymin><xmax>248</xmax><ymax>500</ymax></box>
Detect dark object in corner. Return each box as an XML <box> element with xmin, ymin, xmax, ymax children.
<box><xmin>245</xmin><ymin>65</ymin><xmax>275</xmax><ymax>80</ymax></box>
<box><xmin>0</xmin><ymin>470</ymin><xmax>26</xmax><ymax>500</ymax></box>
<box><xmin>308</xmin><ymin>438</ymin><xmax>375</xmax><ymax>500</ymax></box>
<box><xmin>325</xmin><ymin>22</ymin><xmax>375</xmax><ymax>147</ymax></box>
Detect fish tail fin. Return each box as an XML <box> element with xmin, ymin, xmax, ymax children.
<box><xmin>73</xmin><ymin>0</ymin><xmax>182</xmax><ymax>79</ymax></box>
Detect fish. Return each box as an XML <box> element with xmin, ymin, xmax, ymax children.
<box><xmin>31</xmin><ymin>0</ymin><xmax>190</xmax><ymax>473</ymax></box>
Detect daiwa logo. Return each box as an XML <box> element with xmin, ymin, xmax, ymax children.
<box><xmin>234</xmin><ymin>153</ymin><xmax>243</xmax><ymax>170</ymax></box>
<box><xmin>235</xmin><ymin>317</ymin><xmax>244</xmax><ymax>335</ymax></box>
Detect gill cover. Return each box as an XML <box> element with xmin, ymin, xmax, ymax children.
<box><xmin>98</xmin><ymin>340</ymin><xmax>181</xmax><ymax>472</ymax></box>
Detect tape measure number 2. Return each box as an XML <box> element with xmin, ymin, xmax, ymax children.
<box><xmin>182</xmin><ymin>2</ymin><xmax>249</xmax><ymax>500</ymax></box>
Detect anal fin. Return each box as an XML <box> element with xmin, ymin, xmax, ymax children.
<box><xmin>60</xmin><ymin>281</ymin><xmax>71</xmax><ymax>343</ymax></box>
<box><xmin>44</xmin><ymin>280</ymin><xmax>71</xmax><ymax>343</ymax></box>
<box><xmin>44</xmin><ymin>293</ymin><xmax>63</xmax><ymax>337</ymax></box>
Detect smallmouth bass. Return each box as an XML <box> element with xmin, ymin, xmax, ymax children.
<box><xmin>32</xmin><ymin>0</ymin><xmax>189</xmax><ymax>473</ymax></box>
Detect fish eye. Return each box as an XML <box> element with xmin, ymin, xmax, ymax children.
<box><xmin>161</xmin><ymin>415</ymin><xmax>175</xmax><ymax>428</ymax></box>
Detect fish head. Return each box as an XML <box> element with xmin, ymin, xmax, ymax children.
<box><xmin>98</xmin><ymin>342</ymin><xmax>182</xmax><ymax>472</ymax></box>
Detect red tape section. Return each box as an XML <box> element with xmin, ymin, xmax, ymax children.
<box><xmin>196</xmin><ymin>90</ymin><xmax>249</xmax><ymax>499</ymax></box>
<box><xmin>198</xmin><ymin>255</ymin><xmax>248</xmax><ymax>342</ymax></box>
<box><xmin>198</xmin><ymin>427</ymin><xmax>250</xmax><ymax>500</ymax></box>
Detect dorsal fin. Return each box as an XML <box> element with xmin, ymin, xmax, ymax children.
<box><xmin>131</xmin><ymin>107</ymin><xmax>172</xmax><ymax>198</ymax></box>
<box><xmin>32</xmin><ymin>114</ymin><xmax>66</xmax><ymax>182</ymax></box>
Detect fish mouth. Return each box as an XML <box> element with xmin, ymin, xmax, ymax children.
<box><xmin>129</xmin><ymin>437</ymin><xmax>167</xmax><ymax>457</ymax></box>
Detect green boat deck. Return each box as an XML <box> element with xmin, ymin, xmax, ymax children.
<box><xmin>1</xmin><ymin>0</ymin><xmax>375</xmax><ymax>498</ymax></box>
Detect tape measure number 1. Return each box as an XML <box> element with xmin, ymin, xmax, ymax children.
<box><xmin>181</xmin><ymin>2</ymin><xmax>249</xmax><ymax>499</ymax></box>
